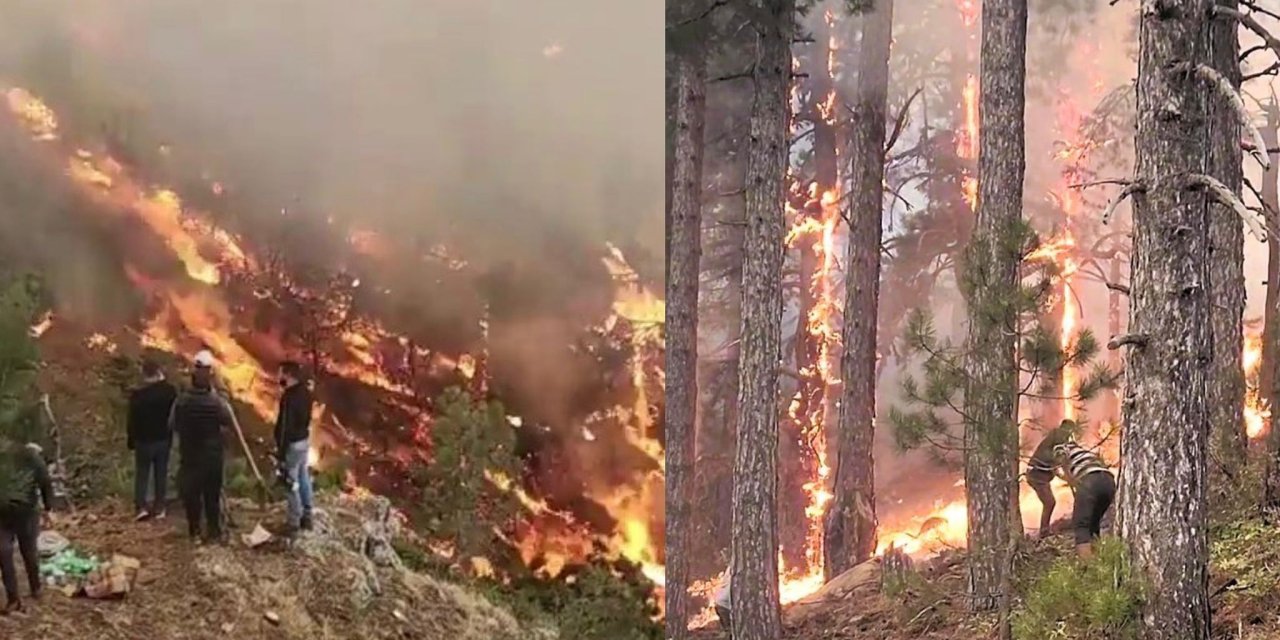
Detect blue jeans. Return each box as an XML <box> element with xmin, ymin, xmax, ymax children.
<box><xmin>134</xmin><ymin>439</ymin><xmax>171</xmax><ymax>513</ymax></box>
<box><xmin>284</xmin><ymin>439</ymin><xmax>313</xmax><ymax>527</ymax></box>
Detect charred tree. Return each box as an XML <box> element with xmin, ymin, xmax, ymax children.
<box><xmin>825</xmin><ymin>0</ymin><xmax>894</xmax><ymax>579</ymax></box>
<box><xmin>1207</xmin><ymin>0</ymin><xmax>1246</xmax><ymax>476</ymax></box>
<box><xmin>960</xmin><ymin>0</ymin><xmax>1026</xmax><ymax>614</ymax></box>
<box><xmin>730</xmin><ymin>0</ymin><xmax>794</xmax><ymax>636</ymax></box>
<box><xmin>1118</xmin><ymin>0</ymin><xmax>1213</xmax><ymax>636</ymax></box>
<box><xmin>664</xmin><ymin>35</ymin><xmax>708</xmax><ymax>640</ymax></box>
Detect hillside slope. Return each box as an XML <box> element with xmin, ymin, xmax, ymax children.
<box><xmin>0</xmin><ymin>493</ymin><xmax>549</xmax><ymax>640</ymax></box>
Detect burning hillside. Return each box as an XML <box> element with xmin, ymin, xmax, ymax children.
<box><xmin>1</xmin><ymin>85</ymin><xmax>666</xmax><ymax>601</ymax></box>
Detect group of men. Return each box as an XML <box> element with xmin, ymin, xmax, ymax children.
<box><xmin>0</xmin><ymin>349</ymin><xmax>317</xmax><ymax>615</ymax></box>
<box><xmin>711</xmin><ymin>419</ymin><xmax>1116</xmax><ymax>635</ymax></box>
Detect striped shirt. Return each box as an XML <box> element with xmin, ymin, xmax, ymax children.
<box><xmin>1050</xmin><ymin>442</ymin><xmax>1110</xmax><ymax>483</ymax></box>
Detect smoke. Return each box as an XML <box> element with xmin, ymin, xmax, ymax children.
<box><xmin>0</xmin><ymin>0</ymin><xmax>662</xmax><ymax>291</ymax></box>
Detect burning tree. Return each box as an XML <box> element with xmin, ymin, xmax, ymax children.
<box><xmin>825</xmin><ymin>0</ymin><xmax>894</xmax><ymax>579</ymax></box>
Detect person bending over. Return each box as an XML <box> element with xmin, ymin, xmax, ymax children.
<box><xmin>1027</xmin><ymin>420</ymin><xmax>1116</xmax><ymax>558</ymax></box>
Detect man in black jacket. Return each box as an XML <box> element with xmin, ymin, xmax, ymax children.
<box><xmin>128</xmin><ymin>359</ymin><xmax>177</xmax><ymax>521</ymax></box>
<box><xmin>0</xmin><ymin>441</ymin><xmax>54</xmax><ymax>615</ymax></box>
<box><xmin>274</xmin><ymin>361</ymin><xmax>314</xmax><ymax>533</ymax></box>
<box><xmin>170</xmin><ymin>351</ymin><xmax>236</xmax><ymax>543</ymax></box>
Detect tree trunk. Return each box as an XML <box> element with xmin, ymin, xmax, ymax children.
<box><xmin>961</xmin><ymin>0</ymin><xmax>1026</xmax><ymax>613</ymax></box>
<box><xmin>1118</xmin><ymin>0</ymin><xmax>1213</xmax><ymax>636</ymax></box>
<box><xmin>824</xmin><ymin>0</ymin><xmax>893</xmax><ymax>580</ymax></box>
<box><xmin>1261</xmin><ymin>102</ymin><xmax>1280</xmax><ymax>511</ymax></box>
<box><xmin>1207</xmin><ymin>0</ymin><xmax>1246</xmax><ymax>476</ymax></box>
<box><xmin>731</xmin><ymin>0</ymin><xmax>793</xmax><ymax>637</ymax></box>
<box><xmin>664</xmin><ymin>47</ymin><xmax>707</xmax><ymax>640</ymax></box>
<box><xmin>1106</xmin><ymin>255</ymin><xmax>1125</xmax><ymax>423</ymax></box>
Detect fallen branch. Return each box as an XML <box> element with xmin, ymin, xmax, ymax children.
<box><xmin>1101</xmin><ymin>181</ymin><xmax>1146</xmax><ymax>225</ymax></box>
<box><xmin>1173</xmin><ymin>62</ymin><xmax>1270</xmax><ymax>170</ymax></box>
<box><xmin>1181</xmin><ymin>173</ymin><xmax>1269</xmax><ymax>242</ymax></box>
<box><xmin>1107</xmin><ymin>333</ymin><xmax>1150</xmax><ymax>351</ymax></box>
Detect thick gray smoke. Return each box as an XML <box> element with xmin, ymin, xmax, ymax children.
<box><xmin>0</xmin><ymin>0</ymin><xmax>663</xmax><ymax>277</ymax></box>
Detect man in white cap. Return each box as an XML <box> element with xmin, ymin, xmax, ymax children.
<box><xmin>168</xmin><ymin>350</ymin><xmax>236</xmax><ymax>543</ymax></box>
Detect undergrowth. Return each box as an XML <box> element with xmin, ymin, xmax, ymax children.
<box><xmin>1211</xmin><ymin>516</ymin><xmax>1280</xmax><ymax>598</ymax></box>
<box><xmin>1012</xmin><ymin>537</ymin><xmax>1144</xmax><ymax>640</ymax></box>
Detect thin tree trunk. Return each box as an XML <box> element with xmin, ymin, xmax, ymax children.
<box><xmin>961</xmin><ymin>0</ymin><xmax>1026</xmax><ymax>613</ymax></box>
<box><xmin>825</xmin><ymin>0</ymin><xmax>893</xmax><ymax>580</ymax></box>
<box><xmin>1208</xmin><ymin>0</ymin><xmax>1246</xmax><ymax>476</ymax></box>
<box><xmin>1119</xmin><ymin>0</ymin><xmax>1213</xmax><ymax>636</ymax></box>
<box><xmin>731</xmin><ymin>0</ymin><xmax>793</xmax><ymax>637</ymax></box>
<box><xmin>1261</xmin><ymin>102</ymin><xmax>1280</xmax><ymax>511</ymax></box>
<box><xmin>664</xmin><ymin>46</ymin><xmax>707</xmax><ymax>640</ymax></box>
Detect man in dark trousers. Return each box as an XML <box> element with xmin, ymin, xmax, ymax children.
<box><xmin>170</xmin><ymin>351</ymin><xmax>236</xmax><ymax>543</ymax></box>
<box><xmin>127</xmin><ymin>359</ymin><xmax>177</xmax><ymax>521</ymax></box>
<box><xmin>1027</xmin><ymin>420</ymin><xmax>1117</xmax><ymax>559</ymax></box>
<box><xmin>274</xmin><ymin>361</ymin><xmax>314</xmax><ymax>533</ymax></box>
<box><xmin>0</xmin><ymin>441</ymin><xmax>53</xmax><ymax>615</ymax></box>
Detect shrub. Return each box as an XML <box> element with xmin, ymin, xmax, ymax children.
<box><xmin>1013</xmin><ymin>537</ymin><xmax>1144</xmax><ymax>640</ymax></box>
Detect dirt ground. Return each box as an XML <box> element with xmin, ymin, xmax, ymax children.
<box><xmin>689</xmin><ymin>526</ymin><xmax>1280</xmax><ymax>640</ymax></box>
<box><xmin>0</xmin><ymin>497</ymin><xmax>536</xmax><ymax>640</ymax></box>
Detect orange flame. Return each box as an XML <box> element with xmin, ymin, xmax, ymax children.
<box><xmin>1245</xmin><ymin>330</ymin><xmax>1271</xmax><ymax>439</ymax></box>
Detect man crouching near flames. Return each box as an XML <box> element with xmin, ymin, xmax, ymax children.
<box><xmin>1027</xmin><ymin>419</ymin><xmax>1116</xmax><ymax>559</ymax></box>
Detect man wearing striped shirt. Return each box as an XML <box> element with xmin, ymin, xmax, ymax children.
<box><xmin>1026</xmin><ymin>420</ymin><xmax>1116</xmax><ymax>559</ymax></box>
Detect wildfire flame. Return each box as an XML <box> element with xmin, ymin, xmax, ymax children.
<box><xmin>7</xmin><ymin>86</ymin><xmax>666</xmax><ymax>596</ymax></box>
<box><xmin>1245</xmin><ymin>330</ymin><xmax>1271</xmax><ymax>439</ymax></box>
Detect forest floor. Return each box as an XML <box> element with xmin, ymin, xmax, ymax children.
<box><xmin>691</xmin><ymin>511</ymin><xmax>1280</xmax><ymax>640</ymax></box>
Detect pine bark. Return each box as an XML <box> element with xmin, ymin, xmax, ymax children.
<box><xmin>730</xmin><ymin>1</ymin><xmax>793</xmax><ymax>637</ymax></box>
<box><xmin>1118</xmin><ymin>0</ymin><xmax>1213</xmax><ymax>636</ymax></box>
<box><xmin>1207</xmin><ymin>0</ymin><xmax>1246</xmax><ymax>475</ymax></box>
<box><xmin>664</xmin><ymin>47</ymin><xmax>707</xmax><ymax>640</ymax></box>
<box><xmin>961</xmin><ymin>0</ymin><xmax>1026</xmax><ymax>613</ymax></box>
<box><xmin>824</xmin><ymin>0</ymin><xmax>893</xmax><ymax>579</ymax></box>
<box><xmin>1261</xmin><ymin>104</ymin><xmax>1280</xmax><ymax>511</ymax></box>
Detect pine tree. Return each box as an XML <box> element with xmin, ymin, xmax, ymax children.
<box><xmin>825</xmin><ymin>0</ymin><xmax>894</xmax><ymax>579</ymax></box>
<box><xmin>1207</xmin><ymin>0</ymin><xmax>1246</xmax><ymax>477</ymax></box>
<box><xmin>731</xmin><ymin>0</ymin><xmax>794</xmax><ymax>637</ymax></box>
<box><xmin>664</xmin><ymin>6</ymin><xmax>709</xmax><ymax>634</ymax></box>
<box><xmin>0</xmin><ymin>276</ymin><xmax>42</xmax><ymax>508</ymax></box>
<box><xmin>961</xmin><ymin>0</ymin><xmax>1028</xmax><ymax>614</ymax></box>
<box><xmin>1117</xmin><ymin>0</ymin><xmax>1216</xmax><ymax>635</ymax></box>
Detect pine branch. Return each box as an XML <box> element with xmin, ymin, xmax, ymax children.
<box><xmin>1107</xmin><ymin>333</ymin><xmax>1149</xmax><ymax>350</ymax></box>
<box><xmin>884</xmin><ymin>87</ymin><xmax>925</xmax><ymax>157</ymax></box>
<box><xmin>1181</xmin><ymin>173</ymin><xmax>1270</xmax><ymax>241</ymax></box>
<box><xmin>1171</xmin><ymin>62</ymin><xmax>1270</xmax><ymax>170</ymax></box>
<box><xmin>1214</xmin><ymin>6</ymin><xmax>1280</xmax><ymax>63</ymax></box>
<box><xmin>1101</xmin><ymin>181</ymin><xmax>1146</xmax><ymax>225</ymax></box>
